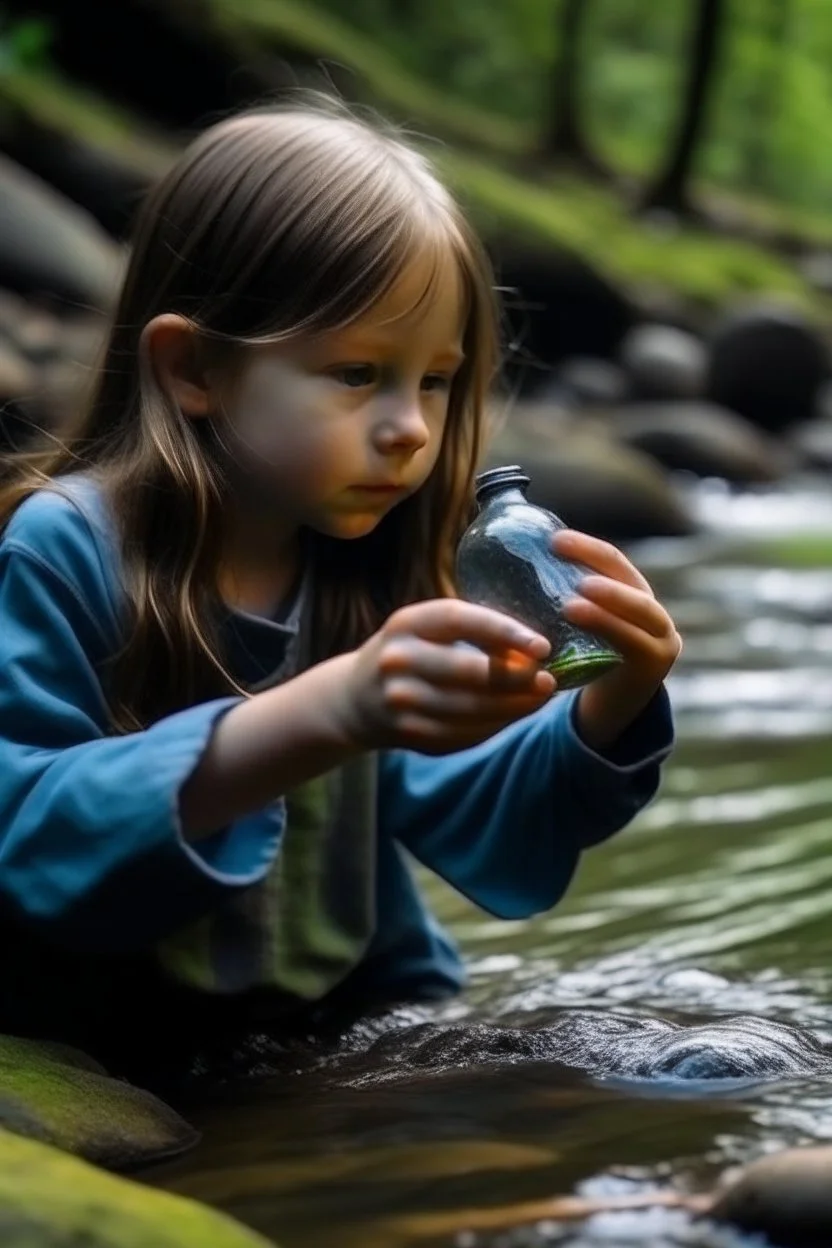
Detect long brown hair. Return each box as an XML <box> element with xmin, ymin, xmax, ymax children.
<box><xmin>0</xmin><ymin>97</ymin><xmax>499</xmax><ymax>731</ymax></box>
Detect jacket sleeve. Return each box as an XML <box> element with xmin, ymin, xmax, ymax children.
<box><xmin>378</xmin><ymin>688</ymin><xmax>674</xmax><ymax>919</ymax></box>
<box><xmin>0</xmin><ymin>541</ymin><xmax>284</xmax><ymax>952</ymax></box>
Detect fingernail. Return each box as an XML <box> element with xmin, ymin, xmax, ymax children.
<box><xmin>512</xmin><ymin>627</ymin><xmax>538</xmax><ymax>644</ymax></box>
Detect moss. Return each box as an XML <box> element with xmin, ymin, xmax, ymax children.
<box><xmin>439</xmin><ymin>154</ymin><xmax>829</xmax><ymax>317</ymax></box>
<box><xmin>0</xmin><ymin>66</ymin><xmax>176</xmax><ymax>179</ymax></box>
<box><xmin>749</xmin><ymin>534</ymin><xmax>832</xmax><ymax>568</ymax></box>
<box><xmin>203</xmin><ymin>0</ymin><xmax>526</xmax><ymax>155</ymax></box>
<box><xmin>2</xmin><ymin>6</ymin><xmax>829</xmax><ymax>318</ymax></box>
<box><xmin>195</xmin><ymin>0</ymin><xmax>832</xmax><ymax>315</ymax></box>
<box><xmin>0</xmin><ymin>1126</ymin><xmax>273</xmax><ymax>1247</ymax></box>
<box><xmin>0</xmin><ymin>1036</ymin><xmax>198</xmax><ymax>1169</ymax></box>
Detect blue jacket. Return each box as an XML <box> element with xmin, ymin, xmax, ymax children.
<box><xmin>0</xmin><ymin>477</ymin><xmax>673</xmax><ymax>1065</ymax></box>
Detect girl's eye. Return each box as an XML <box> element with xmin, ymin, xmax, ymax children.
<box><xmin>332</xmin><ymin>364</ymin><xmax>378</xmax><ymax>388</ymax></box>
<box><xmin>421</xmin><ymin>373</ymin><xmax>452</xmax><ymax>393</ymax></box>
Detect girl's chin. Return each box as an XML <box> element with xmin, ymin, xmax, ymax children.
<box><xmin>313</xmin><ymin>512</ymin><xmax>385</xmax><ymax>541</ymax></box>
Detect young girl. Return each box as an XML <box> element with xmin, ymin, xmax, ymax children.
<box><xmin>0</xmin><ymin>100</ymin><xmax>680</xmax><ymax>1091</ymax></box>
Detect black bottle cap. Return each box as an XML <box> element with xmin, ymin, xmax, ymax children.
<box><xmin>474</xmin><ymin>465</ymin><xmax>531</xmax><ymax>503</ymax></box>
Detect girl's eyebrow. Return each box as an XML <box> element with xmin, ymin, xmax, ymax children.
<box><xmin>320</xmin><ymin>334</ymin><xmax>466</xmax><ymax>367</ymax></box>
<box><xmin>431</xmin><ymin>348</ymin><xmax>466</xmax><ymax>368</ymax></box>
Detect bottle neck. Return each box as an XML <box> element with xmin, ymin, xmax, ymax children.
<box><xmin>477</xmin><ymin>484</ymin><xmax>529</xmax><ymax>510</ymax></box>
<box><xmin>474</xmin><ymin>465</ymin><xmax>530</xmax><ymax>509</ymax></box>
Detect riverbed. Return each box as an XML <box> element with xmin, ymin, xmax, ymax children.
<box><xmin>152</xmin><ymin>473</ymin><xmax>832</xmax><ymax>1248</ymax></box>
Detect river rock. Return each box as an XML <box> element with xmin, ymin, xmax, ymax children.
<box><xmin>789</xmin><ymin>417</ymin><xmax>832</xmax><ymax>472</ymax></box>
<box><xmin>610</xmin><ymin>401</ymin><xmax>790</xmax><ymax>483</ymax></box>
<box><xmin>0</xmin><ymin>1035</ymin><xmax>198</xmax><ymax>1169</ymax></box>
<box><xmin>549</xmin><ymin>356</ymin><xmax>629</xmax><ymax>408</ymax></box>
<box><xmin>491</xmin><ymin>244</ymin><xmax>637</xmax><ymax>395</ymax></box>
<box><xmin>0</xmin><ymin>339</ymin><xmax>36</xmax><ymax>401</ymax></box>
<box><xmin>486</xmin><ymin>408</ymin><xmax>694</xmax><ymax>540</ymax></box>
<box><xmin>799</xmin><ymin>250</ymin><xmax>832</xmax><ymax>298</ymax></box>
<box><xmin>709</xmin><ymin>1146</ymin><xmax>832</xmax><ymax>1247</ymax></box>
<box><xmin>619</xmin><ymin>323</ymin><xmax>706</xmax><ymax>400</ymax></box>
<box><xmin>706</xmin><ymin>304</ymin><xmax>830</xmax><ymax>433</ymax></box>
<box><xmin>0</xmin><ymin>1126</ymin><xmax>272</xmax><ymax>1247</ymax></box>
<box><xmin>0</xmin><ymin>115</ymin><xmax>161</xmax><ymax>238</ymax></box>
<box><xmin>0</xmin><ymin>154</ymin><xmax>122</xmax><ymax>309</ymax></box>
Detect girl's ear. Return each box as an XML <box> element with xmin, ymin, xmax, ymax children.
<box><xmin>140</xmin><ymin>314</ymin><xmax>214</xmax><ymax>418</ymax></box>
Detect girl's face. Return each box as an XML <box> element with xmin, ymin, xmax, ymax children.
<box><xmin>220</xmin><ymin>254</ymin><xmax>467</xmax><ymax>541</ymax></box>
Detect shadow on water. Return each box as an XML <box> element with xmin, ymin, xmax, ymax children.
<box><xmin>150</xmin><ymin>477</ymin><xmax>832</xmax><ymax>1247</ymax></box>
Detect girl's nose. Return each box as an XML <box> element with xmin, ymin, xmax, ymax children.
<box><xmin>373</xmin><ymin>397</ymin><xmax>430</xmax><ymax>454</ymax></box>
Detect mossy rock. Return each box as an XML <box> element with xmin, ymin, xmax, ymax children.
<box><xmin>0</xmin><ymin>1126</ymin><xmax>273</xmax><ymax>1247</ymax></box>
<box><xmin>0</xmin><ymin>1035</ymin><xmax>198</xmax><ymax>1169</ymax></box>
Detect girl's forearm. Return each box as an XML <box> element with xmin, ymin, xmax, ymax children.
<box><xmin>179</xmin><ymin>653</ymin><xmax>360</xmax><ymax>837</ymax></box>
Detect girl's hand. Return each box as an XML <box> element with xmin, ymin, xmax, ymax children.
<box><xmin>554</xmin><ymin>530</ymin><xmax>682</xmax><ymax>751</ymax></box>
<box><xmin>333</xmin><ymin>600</ymin><xmax>556</xmax><ymax>755</ymax></box>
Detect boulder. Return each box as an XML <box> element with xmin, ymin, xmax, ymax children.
<box><xmin>490</xmin><ymin>244</ymin><xmax>638</xmax><ymax>395</ymax></box>
<box><xmin>709</xmin><ymin>1145</ymin><xmax>832</xmax><ymax>1247</ymax></box>
<box><xmin>0</xmin><ymin>154</ymin><xmax>122</xmax><ymax>309</ymax></box>
<box><xmin>0</xmin><ymin>114</ymin><xmax>159</xmax><ymax>239</ymax></box>
<box><xmin>611</xmin><ymin>401</ymin><xmax>790</xmax><ymax>483</ymax></box>
<box><xmin>799</xmin><ymin>250</ymin><xmax>832</xmax><ymax>299</ymax></box>
<box><xmin>619</xmin><ymin>322</ymin><xmax>706</xmax><ymax>400</ymax></box>
<box><xmin>790</xmin><ymin>417</ymin><xmax>832</xmax><ymax>472</ymax></box>
<box><xmin>0</xmin><ymin>1035</ymin><xmax>198</xmax><ymax>1170</ymax></box>
<box><xmin>486</xmin><ymin>407</ymin><xmax>695</xmax><ymax>541</ymax></box>
<box><xmin>549</xmin><ymin>356</ymin><xmax>629</xmax><ymax>408</ymax></box>
<box><xmin>0</xmin><ymin>1126</ymin><xmax>273</xmax><ymax>1247</ymax></box>
<box><xmin>0</xmin><ymin>339</ymin><xmax>36</xmax><ymax>402</ymax></box>
<box><xmin>706</xmin><ymin>303</ymin><xmax>830</xmax><ymax>433</ymax></box>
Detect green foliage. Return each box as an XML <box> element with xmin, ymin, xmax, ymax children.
<box><xmin>440</xmin><ymin>154</ymin><xmax>820</xmax><ymax>314</ymax></box>
<box><xmin>313</xmin><ymin>0</ymin><xmax>832</xmax><ymax>217</ymax></box>
<box><xmin>207</xmin><ymin>0</ymin><xmax>526</xmax><ymax>152</ymax></box>
<box><xmin>0</xmin><ymin>12</ymin><xmax>53</xmax><ymax>72</ymax></box>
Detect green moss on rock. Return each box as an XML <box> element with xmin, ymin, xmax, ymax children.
<box><xmin>0</xmin><ymin>1126</ymin><xmax>274</xmax><ymax>1247</ymax></box>
<box><xmin>0</xmin><ymin>1036</ymin><xmax>198</xmax><ymax>1169</ymax></box>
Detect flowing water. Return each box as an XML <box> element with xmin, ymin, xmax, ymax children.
<box><xmin>151</xmin><ymin>474</ymin><xmax>832</xmax><ymax>1248</ymax></box>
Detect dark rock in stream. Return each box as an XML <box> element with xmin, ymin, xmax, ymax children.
<box><xmin>706</xmin><ymin>304</ymin><xmax>830</xmax><ymax>434</ymax></box>
<box><xmin>709</xmin><ymin>1145</ymin><xmax>832</xmax><ymax>1248</ymax></box>
<box><xmin>547</xmin><ymin>356</ymin><xmax>630</xmax><ymax>408</ymax></box>
<box><xmin>619</xmin><ymin>322</ymin><xmax>707</xmax><ymax>401</ymax></box>
<box><xmin>611</xmin><ymin>400</ymin><xmax>791</xmax><ymax>483</ymax></box>
<box><xmin>329</xmin><ymin>1010</ymin><xmax>832</xmax><ymax>1088</ymax></box>
<box><xmin>486</xmin><ymin>407</ymin><xmax>696</xmax><ymax>541</ymax></box>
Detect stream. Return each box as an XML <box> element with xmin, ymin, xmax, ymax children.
<box><xmin>151</xmin><ymin>473</ymin><xmax>832</xmax><ymax>1248</ymax></box>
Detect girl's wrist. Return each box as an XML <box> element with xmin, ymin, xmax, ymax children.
<box><xmin>574</xmin><ymin>670</ymin><xmax>663</xmax><ymax>752</ymax></box>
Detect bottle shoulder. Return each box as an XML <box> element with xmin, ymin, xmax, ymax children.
<box><xmin>460</xmin><ymin>498</ymin><xmax>562</xmax><ymax>548</ymax></box>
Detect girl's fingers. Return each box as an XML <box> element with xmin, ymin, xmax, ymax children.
<box><xmin>554</xmin><ymin>530</ymin><xmax>653</xmax><ymax>594</ymax></box>
<box><xmin>388</xmin><ymin>600</ymin><xmax>551</xmax><ymax>664</ymax></box>
<box><xmin>384</xmin><ymin>675</ymin><xmax>554</xmax><ymax>723</ymax></box>
<box><xmin>571</xmin><ymin>577</ymin><xmax>673</xmax><ymax>640</ymax></box>
<box><xmin>379</xmin><ymin>638</ymin><xmax>549</xmax><ymax>691</ymax></box>
<box><xmin>563</xmin><ymin>596</ymin><xmax>681</xmax><ymax>660</ymax></box>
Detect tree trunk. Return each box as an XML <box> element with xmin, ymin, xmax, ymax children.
<box><xmin>642</xmin><ymin>0</ymin><xmax>726</xmax><ymax>215</ymax></box>
<box><xmin>540</xmin><ymin>0</ymin><xmax>602</xmax><ymax>172</ymax></box>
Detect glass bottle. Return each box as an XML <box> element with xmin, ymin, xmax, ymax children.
<box><xmin>456</xmin><ymin>465</ymin><xmax>622</xmax><ymax>690</ymax></box>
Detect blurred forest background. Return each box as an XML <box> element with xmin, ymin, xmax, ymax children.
<box><xmin>3</xmin><ymin>0</ymin><xmax>832</xmax><ymax>540</ymax></box>
<box><xmin>3</xmin><ymin>0</ymin><xmax>832</xmax><ymax>312</ymax></box>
